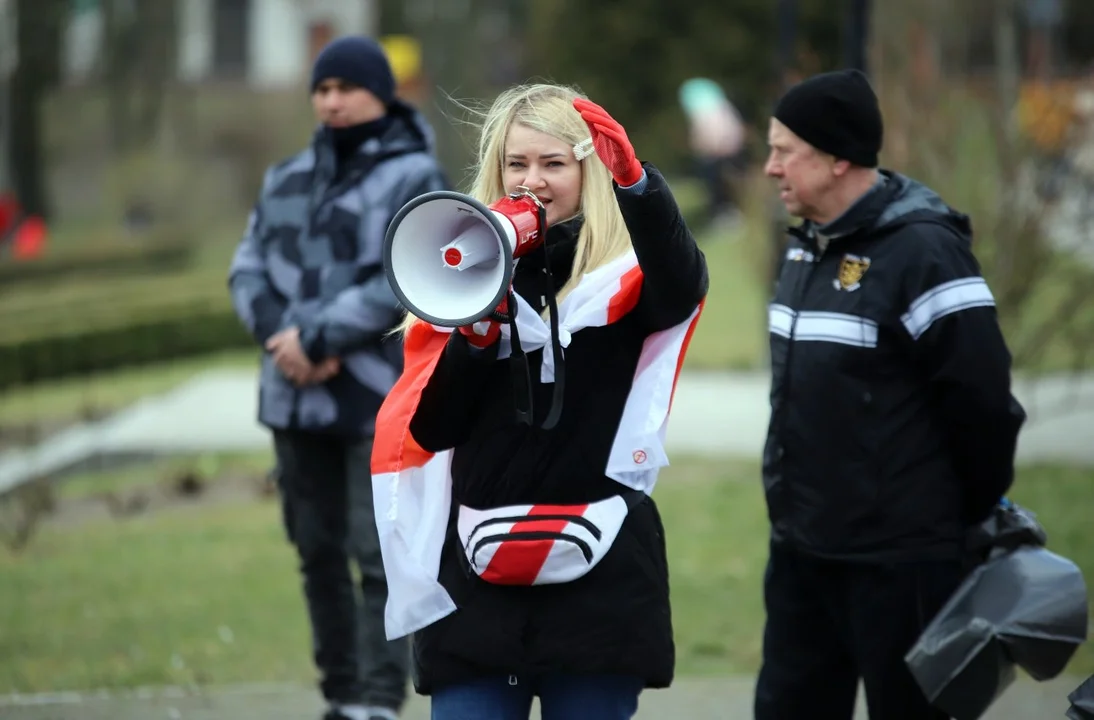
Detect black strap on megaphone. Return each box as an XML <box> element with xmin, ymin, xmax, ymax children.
<box><xmin>537</xmin><ymin>202</ymin><xmax>565</xmax><ymax>431</ymax></box>
<box><xmin>497</xmin><ymin>199</ymin><xmax>565</xmax><ymax>430</ymax></box>
<box><xmin>498</xmin><ymin>290</ymin><xmax>533</xmax><ymax>427</ymax></box>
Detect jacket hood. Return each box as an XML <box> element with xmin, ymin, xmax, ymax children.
<box><xmin>873</xmin><ymin>171</ymin><xmax>971</xmax><ymax>238</ymax></box>
<box><xmin>803</xmin><ymin>170</ymin><xmax>972</xmax><ymax>245</ymax></box>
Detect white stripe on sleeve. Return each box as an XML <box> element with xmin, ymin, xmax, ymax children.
<box><xmin>901</xmin><ymin>277</ymin><xmax>995</xmax><ymax>340</ymax></box>
<box><xmin>769</xmin><ymin>304</ymin><xmax>795</xmax><ymax>339</ymax></box>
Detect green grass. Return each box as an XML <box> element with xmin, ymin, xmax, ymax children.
<box><xmin>55</xmin><ymin>451</ymin><xmax>274</xmax><ymax>502</ymax></box>
<box><xmin>0</xmin><ymin>349</ymin><xmax>259</xmax><ymax>428</ymax></box>
<box><xmin>0</xmin><ymin>496</ymin><xmax>309</xmax><ymax>692</ymax></box>
<box><xmin>659</xmin><ymin>457</ymin><xmax>769</xmax><ymax>674</ymax></box>
<box><xmin>666</xmin><ymin>174</ymin><xmax>771</xmax><ymax>371</ymax></box>
<box><xmin>684</xmin><ymin>221</ymin><xmax>771</xmax><ymax>372</ymax></box>
<box><xmin>1000</xmin><ymin>256</ymin><xmax>1094</xmax><ymax>374</ymax></box>
<box><xmin>0</xmin><ymin>457</ymin><xmax>1090</xmax><ymax>693</ymax></box>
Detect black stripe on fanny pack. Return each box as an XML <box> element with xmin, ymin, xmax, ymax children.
<box><xmin>470</xmin><ymin>513</ymin><xmax>602</xmax><ymax>540</ymax></box>
<box><xmin>471</xmin><ymin>531</ymin><xmax>595</xmax><ymax>566</ymax></box>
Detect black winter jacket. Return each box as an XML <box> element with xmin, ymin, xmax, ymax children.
<box><xmin>764</xmin><ymin>171</ymin><xmax>1026</xmax><ymax>562</ymax></box>
<box><xmin>407</xmin><ymin>164</ymin><xmax>707</xmax><ymax>693</ymax></box>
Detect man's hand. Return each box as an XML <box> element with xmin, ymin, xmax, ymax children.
<box><xmin>305</xmin><ymin>357</ymin><xmax>341</xmax><ymax>385</ymax></box>
<box><xmin>266</xmin><ymin>327</ymin><xmax>310</xmax><ymax>383</ymax></box>
<box><xmin>266</xmin><ymin>327</ymin><xmax>340</xmax><ymax>386</ymax></box>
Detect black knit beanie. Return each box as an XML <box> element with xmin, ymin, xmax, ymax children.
<box><xmin>311</xmin><ymin>36</ymin><xmax>395</xmax><ymax>106</ymax></box>
<box><xmin>773</xmin><ymin>69</ymin><xmax>883</xmax><ymax>168</ymax></box>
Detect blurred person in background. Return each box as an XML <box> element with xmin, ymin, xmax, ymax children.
<box><xmin>1024</xmin><ymin>0</ymin><xmax>1063</xmax><ymax>79</ymax></box>
<box><xmin>678</xmin><ymin>77</ymin><xmax>748</xmax><ymax>230</ymax></box>
<box><xmin>756</xmin><ymin>69</ymin><xmax>1026</xmax><ymax>719</ymax></box>
<box><xmin>374</xmin><ymin>83</ymin><xmax>707</xmax><ymax>719</ymax></box>
<box><xmin>228</xmin><ymin>35</ymin><xmax>449</xmax><ymax>720</ymax></box>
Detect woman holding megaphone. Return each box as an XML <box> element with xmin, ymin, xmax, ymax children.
<box><xmin>372</xmin><ymin>83</ymin><xmax>708</xmax><ymax>719</ymax></box>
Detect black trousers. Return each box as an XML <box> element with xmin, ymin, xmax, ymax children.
<box><xmin>754</xmin><ymin>542</ymin><xmax>966</xmax><ymax>720</ymax></box>
<box><xmin>273</xmin><ymin>429</ymin><xmax>409</xmax><ymax>709</ymax></box>
<box><xmin>695</xmin><ymin>155</ymin><xmax>742</xmax><ymax>219</ymax></box>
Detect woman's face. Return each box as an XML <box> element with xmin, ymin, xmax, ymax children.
<box><xmin>502</xmin><ymin>123</ymin><xmax>583</xmax><ymax>228</ymax></box>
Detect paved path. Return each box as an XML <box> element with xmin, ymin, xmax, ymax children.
<box><xmin>0</xmin><ymin>675</ymin><xmax>1086</xmax><ymax>720</ymax></box>
<box><xmin>3</xmin><ymin>369</ymin><xmax>1094</xmax><ymax>495</ymax></box>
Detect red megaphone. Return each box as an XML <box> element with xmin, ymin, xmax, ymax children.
<box><xmin>383</xmin><ymin>186</ymin><xmax>547</xmax><ymax>327</ymax></box>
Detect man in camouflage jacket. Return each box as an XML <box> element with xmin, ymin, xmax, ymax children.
<box><xmin>228</xmin><ymin>36</ymin><xmax>448</xmax><ymax>720</ymax></box>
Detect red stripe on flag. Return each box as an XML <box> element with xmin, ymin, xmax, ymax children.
<box><xmin>371</xmin><ymin>321</ymin><xmax>449</xmax><ymax>475</ymax></box>
<box><xmin>606</xmin><ymin>264</ymin><xmax>644</xmax><ymax>324</ymax></box>
<box><xmin>668</xmin><ymin>299</ymin><xmax>705</xmax><ymax>413</ymax></box>
<box><xmin>481</xmin><ymin>504</ymin><xmax>589</xmax><ymax>585</ymax></box>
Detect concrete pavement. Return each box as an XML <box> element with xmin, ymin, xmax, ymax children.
<box><xmin>0</xmin><ymin>675</ymin><xmax>1086</xmax><ymax>720</ymax></box>
<box><xmin>3</xmin><ymin>368</ymin><xmax>1094</xmax><ymax>495</ymax></box>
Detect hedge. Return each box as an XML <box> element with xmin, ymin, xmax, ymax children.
<box><xmin>1</xmin><ymin>271</ymin><xmax>224</xmax><ymax>320</ymax></box>
<box><xmin>0</xmin><ymin>241</ymin><xmax>195</xmax><ymax>291</ymax></box>
<box><xmin>1</xmin><ymin>297</ymin><xmax>234</xmax><ymax>345</ymax></box>
<box><xmin>0</xmin><ymin>307</ymin><xmax>255</xmax><ymax>391</ymax></box>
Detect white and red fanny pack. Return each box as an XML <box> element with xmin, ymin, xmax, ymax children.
<box><xmin>456</xmin><ymin>492</ymin><xmax>643</xmax><ymax>586</ymax></box>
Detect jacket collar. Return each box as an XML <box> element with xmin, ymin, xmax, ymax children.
<box><xmin>515</xmin><ymin>216</ymin><xmax>581</xmax><ymax>293</ymax></box>
<box><xmin>791</xmin><ymin>170</ymin><xmax>899</xmax><ymax>249</ymax></box>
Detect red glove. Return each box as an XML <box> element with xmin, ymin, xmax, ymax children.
<box><xmin>458</xmin><ymin>293</ymin><xmax>510</xmax><ymax>349</ymax></box>
<box><xmin>573</xmin><ymin>98</ymin><xmax>644</xmax><ymax>187</ymax></box>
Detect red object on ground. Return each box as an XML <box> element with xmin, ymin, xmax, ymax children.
<box><xmin>0</xmin><ymin>193</ymin><xmax>18</xmax><ymax>234</ymax></box>
<box><xmin>0</xmin><ymin>192</ymin><xmax>48</xmax><ymax>260</ymax></box>
<box><xmin>12</xmin><ymin>215</ymin><xmax>47</xmax><ymax>259</ymax></box>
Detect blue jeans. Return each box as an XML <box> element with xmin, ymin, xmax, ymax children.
<box><xmin>431</xmin><ymin>674</ymin><xmax>644</xmax><ymax>720</ymax></box>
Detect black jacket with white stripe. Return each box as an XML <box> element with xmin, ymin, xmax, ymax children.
<box><xmin>764</xmin><ymin>170</ymin><xmax>1027</xmax><ymax>562</ymax></box>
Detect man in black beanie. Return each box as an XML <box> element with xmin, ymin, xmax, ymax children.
<box><xmin>755</xmin><ymin>69</ymin><xmax>1027</xmax><ymax>719</ymax></box>
<box><xmin>229</xmin><ymin>35</ymin><xmax>449</xmax><ymax>720</ymax></box>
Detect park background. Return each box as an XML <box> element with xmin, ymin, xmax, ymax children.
<box><xmin>1</xmin><ymin>0</ymin><xmax>1093</xmax><ymax>715</ymax></box>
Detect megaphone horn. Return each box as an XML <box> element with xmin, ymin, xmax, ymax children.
<box><xmin>384</xmin><ymin>186</ymin><xmax>546</xmax><ymax>327</ymax></box>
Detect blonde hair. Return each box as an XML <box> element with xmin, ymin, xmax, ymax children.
<box><xmin>394</xmin><ymin>83</ymin><xmax>633</xmax><ymax>335</ymax></box>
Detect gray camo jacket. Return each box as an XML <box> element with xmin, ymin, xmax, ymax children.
<box><xmin>228</xmin><ymin>101</ymin><xmax>448</xmax><ymax>438</ymax></box>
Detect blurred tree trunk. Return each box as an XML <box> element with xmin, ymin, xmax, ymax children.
<box><xmin>133</xmin><ymin>1</ymin><xmax>177</xmax><ymax>148</ymax></box>
<box><xmin>870</xmin><ymin>1</ymin><xmax>945</xmax><ymax>170</ymax></box>
<box><xmin>102</xmin><ymin>0</ymin><xmax>135</xmax><ymax>153</ymax></box>
<box><xmin>399</xmin><ymin>0</ymin><xmax>502</xmax><ymax>187</ymax></box>
<box><xmin>102</xmin><ymin>0</ymin><xmax>178</xmax><ymax>155</ymax></box>
<box><xmin>8</xmin><ymin>0</ymin><xmax>65</xmax><ymax>220</ymax></box>
<box><xmin>775</xmin><ymin>0</ymin><xmax>798</xmax><ymax>86</ymax></box>
<box><xmin>988</xmin><ymin>0</ymin><xmax>1032</xmax><ymax>310</ymax></box>
<box><xmin>843</xmin><ymin>0</ymin><xmax>871</xmax><ymax>73</ymax></box>
<box><xmin>378</xmin><ymin>0</ymin><xmax>411</xmax><ymax>32</ymax></box>
<box><xmin>993</xmin><ymin>0</ymin><xmax>1021</xmax><ymax>145</ymax></box>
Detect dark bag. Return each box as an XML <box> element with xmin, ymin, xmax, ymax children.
<box><xmin>904</xmin><ymin>501</ymin><xmax>1089</xmax><ymax>720</ymax></box>
<box><xmin>1068</xmin><ymin>674</ymin><xmax>1094</xmax><ymax>720</ymax></box>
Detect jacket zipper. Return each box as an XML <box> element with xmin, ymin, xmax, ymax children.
<box><xmin>775</xmin><ymin>236</ymin><xmax>826</xmax><ymax>463</ymax></box>
<box><xmin>289</xmin><ymin>152</ymin><xmax>377</xmax><ymax>425</ymax></box>
<box><xmin>470</xmin><ymin>514</ymin><xmax>602</xmax><ymax>540</ymax></box>
<box><xmin>470</xmin><ymin>531</ymin><xmax>594</xmax><ymax>566</ymax></box>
